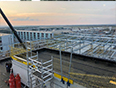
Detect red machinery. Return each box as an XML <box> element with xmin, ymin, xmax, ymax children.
<box><xmin>9</xmin><ymin>73</ymin><xmax>15</xmax><ymax>88</ymax></box>
<box><xmin>15</xmin><ymin>74</ymin><xmax>21</xmax><ymax>88</ymax></box>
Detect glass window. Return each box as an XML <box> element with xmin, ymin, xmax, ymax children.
<box><xmin>46</xmin><ymin>33</ymin><xmax>48</xmax><ymax>38</ymax></box>
<box><xmin>0</xmin><ymin>47</ymin><xmax>3</xmax><ymax>50</ymax></box>
<box><xmin>50</xmin><ymin>34</ymin><xmax>52</xmax><ymax>38</ymax></box>
<box><xmin>24</xmin><ymin>32</ymin><xmax>26</xmax><ymax>40</ymax></box>
<box><xmin>0</xmin><ymin>37</ymin><xmax>1</xmax><ymax>40</ymax></box>
<box><xmin>27</xmin><ymin>32</ymin><xmax>29</xmax><ymax>40</ymax></box>
<box><xmin>34</xmin><ymin>33</ymin><xmax>36</xmax><ymax>39</ymax></box>
<box><xmin>21</xmin><ymin>32</ymin><xmax>23</xmax><ymax>39</ymax></box>
<box><xmin>42</xmin><ymin>33</ymin><xmax>44</xmax><ymax>37</ymax></box>
<box><xmin>37</xmin><ymin>33</ymin><xmax>39</xmax><ymax>39</ymax></box>
<box><xmin>30</xmin><ymin>33</ymin><xmax>32</xmax><ymax>40</ymax></box>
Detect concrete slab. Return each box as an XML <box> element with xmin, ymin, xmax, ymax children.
<box><xmin>0</xmin><ymin>59</ymin><xmax>11</xmax><ymax>88</ymax></box>
<box><xmin>50</xmin><ymin>78</ymin><xmax>86</xmax><ymax>88</ymax></box>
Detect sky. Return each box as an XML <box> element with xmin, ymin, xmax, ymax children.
<box><xmin>0</xmin><ymin>1</ymin><xmax>116</xmax><ymax>26</ymax></box>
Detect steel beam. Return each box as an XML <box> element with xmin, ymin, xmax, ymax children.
<box><xmin>0</xmin><ymin>8</ymin><xmax>26</xmax><ymax>49</ymax></box>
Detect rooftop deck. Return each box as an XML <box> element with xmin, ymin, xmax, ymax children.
<box><xmin>0</xmin><ymin>59</ymin><xmax>11</xmax><ymax>88</ymax></box>
<box><xmin>12</xmin><ymin>47</ymin><xmax>116</xmax><ymax>88</ymax></box>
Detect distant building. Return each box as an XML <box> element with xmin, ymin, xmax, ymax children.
<box><xmin>0</xmin><ymin>33</ymin><xmax>14</xmax><ymax>52</ymax></box>
<box><xmin>61</xmin><ymin>30</ymin><xmax>72</xmax><ymax>34</ymax></box>
<box><xmin>16</xmin><ymin>30</ymin><xmax>54</xmax><ymax>41</ymax></box>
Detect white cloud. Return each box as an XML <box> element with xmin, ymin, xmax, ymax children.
<box><xmin>13</xmin><ymin>17</ymin><xmax>39</xmax><ymax>21</ymax></box>
<box><xmin>60</xmin><ymin>7</ymin><xmax>66</xmax><ymax>10</ymax></box>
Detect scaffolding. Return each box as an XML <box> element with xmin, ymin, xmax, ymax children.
<box><xmin>44</xmin><ymin>33</ymin><xmax>116</xmax><ymax>62</ymax></box>
<box><xmin>10</xmin><ymin>41</ymin><xmax>54</xmax><ymax>88</ymax></box>
<box><xmin>4</xmin><ymin>28</ymin><xmax>116</xmax><ymax>62</ymax></box>
<box><xmin>9</xmin><ymin>40</ymin><xmax>116</xmax><ymax>88</ymax></box>
<box><xmin>27</xmin><ymin>54</ymin><xmax>53</xmax><ymax>88</ymax></box>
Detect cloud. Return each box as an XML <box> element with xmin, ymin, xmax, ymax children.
<box><xmin>13</xmin><ymin>17</ymin><xmax>39</xmax><ymax>21</ymax></box>
<box><xmin>110</xmin><ymin>7</ymin><xmax>116</xmax><ymax>11</ymax></box>
<box><xmin>60</xmin><ymin>7</ymin><xmax>66</xmax><ymax>10</ymax></box>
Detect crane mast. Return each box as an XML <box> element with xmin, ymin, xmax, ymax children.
<box><xmin>0</xmin><ymin>8</ymin><xmax>26</xmax><ymax>49</ymax></box>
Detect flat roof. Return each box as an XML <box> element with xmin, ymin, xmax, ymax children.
<box><xmin>0</xmin><ymin>33</ymin><xmax>11</xmax><ymax>36</ymax></box>
<box><xmin>16</xmin><ymin>30</ymin><xmax>53</xmax><ymax>33</ymax></box>
<box><xmin>15</xmin><ymin>48</ymin><xmax>116</xmax><ymax>88</ymax></box>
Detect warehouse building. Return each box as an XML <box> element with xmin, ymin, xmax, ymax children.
<box><xmin>16</xmin><ymin>30</ymin><xmax>54</xmax><ymax>41</ymax></box>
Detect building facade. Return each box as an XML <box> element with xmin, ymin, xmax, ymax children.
<box><xmin>0</xmin><ymin>33</ymin><xmax>14</xmax><ymax>52</ymax></box>
<box><xmin>16</xmin><ymin>30</ymin><xmax>54</xmax><ymax>41</ymax></box>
